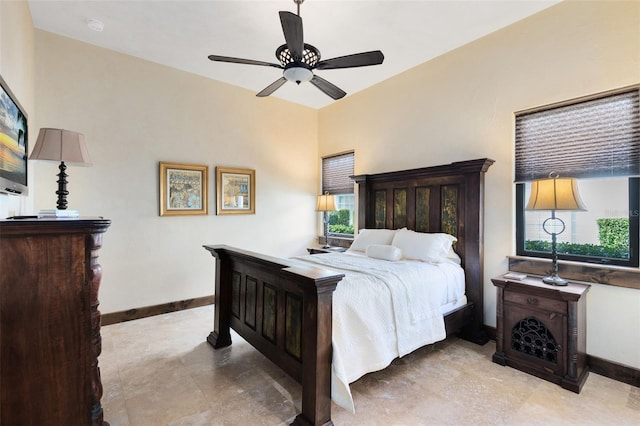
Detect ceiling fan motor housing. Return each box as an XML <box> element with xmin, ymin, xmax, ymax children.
<box><xmin>276</xmin><ymin>43</ymin><xmax>320</xmax><ymax>67</ymax></box>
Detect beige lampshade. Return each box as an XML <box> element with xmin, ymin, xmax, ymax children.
<box><xmin>526</xmin><ymin>177</ymin><xmax>587</xmax><ymax>211</ymax></box>
<box><xmin>316</xmin><ymin>194</ymin><xmax>337</xmax><ymax>212</ymax></box>
<box><xmin>29</xmin><ymin>128</ymin><xmax>92</xmax><ymax>165</ymax></box>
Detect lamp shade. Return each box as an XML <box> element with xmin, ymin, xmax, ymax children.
<box><xmin>316</xmin><ymin>194</ymin><xmax>337</xmax><ymax>212</ymax></box>
<box><xmin>29</xmin><ymin>128</ymin><xmax>92</xmax><ymax>165</ymax></box>
<box><xmin>526</xmin><ymin>177</ymin><xmax>587</xmax><ymax>211</ymax></box>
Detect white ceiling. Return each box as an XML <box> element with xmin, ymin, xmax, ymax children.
<box><xmin>27</xmin><ymin>0</ymin><xmax>561</xmax><ymax>109</ymax></box>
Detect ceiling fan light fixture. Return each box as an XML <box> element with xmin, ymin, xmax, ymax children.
<box><xmin>283</xmin><ymin>66</ymin><xmax>313</xmax><ymax>84</ymax></box>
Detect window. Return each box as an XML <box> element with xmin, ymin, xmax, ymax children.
<box><xmin>322</xmin><ymin>151</ymin><xmax>355</xmax><ymax>237</ymax></box>
<box><xmin>515</xmin><ymin>87</ymin><xmax>640</xmax><ymax>267</ymax></box>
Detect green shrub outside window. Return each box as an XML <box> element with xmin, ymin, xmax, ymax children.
<box><xmin>525</xmin><ymin>217</ymin><xmax>631</xmax><ymax>261</ymax></box>
<box><xmin>328</xmin><ymin>209</ymin><xmax>354</xmax><ymax>235</ymax></box>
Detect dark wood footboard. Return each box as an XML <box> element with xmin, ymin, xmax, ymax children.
<box><xmin>203</xmin><ymin>245</ymin><xmax>344</xmax><ymax>426</ymax></box>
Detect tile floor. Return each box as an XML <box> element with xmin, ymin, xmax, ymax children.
<box><xmin>100</xmin><ymin>305</ymin><xmax>640</xmax><ymax>425</ymax></box>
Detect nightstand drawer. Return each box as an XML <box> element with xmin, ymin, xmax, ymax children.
<box><xmin>505</xmin><ymin>290</ymin><xmax>567</xmax><ymax>314</ymax></box>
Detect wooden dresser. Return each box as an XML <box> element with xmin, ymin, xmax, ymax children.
<box><xmin>492</xmin><ymin>274</ymin><xmax>590</xmax><ymax>393</ymax></box>
<box><xmin>0</xmin><ymin>218</ymin><xmax>111</xmax><ymax>425</ymax></box>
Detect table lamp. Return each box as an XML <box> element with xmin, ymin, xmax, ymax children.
<box><xmin>29</xmin><ymin>128</ymin><xmax>92</xmax><ymax>210</ymax></box>
<box><xmin>526</xmin><ymin>174</ymin><xmax>586</xmax><ymax>285</ymax></box>
<box><xmin>316</xmin><ymin>192</ymin><xmax>337</xmax><ymax>248</ymax></box>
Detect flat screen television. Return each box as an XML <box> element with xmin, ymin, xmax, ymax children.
<box><xmin>0</xmin><ymin>73</ymin><xmax>28</xmax><ymax>195</ymax></box>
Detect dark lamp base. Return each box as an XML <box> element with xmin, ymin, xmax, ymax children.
<box><xmin>56</xmin><ymin>161</ymin><xmax>69</xmax><ymax>210</ymax></box>
<box><xmin>542</xmin><ymin>275</ymin><xmax>568</xmax><ymax>286</ymax></box>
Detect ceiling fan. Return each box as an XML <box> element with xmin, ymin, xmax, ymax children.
<box><xmin>208</xmin><ymin>0</ymin><xmax>384</xmax><ymax>100</ymax></box>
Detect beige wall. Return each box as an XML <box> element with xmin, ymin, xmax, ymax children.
<box><xmin>0</xmin><ymin>0</ymin><xmax>35</xmax><ymax>218</ymax></box>
<box><xmin>32</xmin><ymin>31</ymin><xmax>319</xmax><ymax>313</ymax></box>
<box><xmin>318</xmin><ymin>1</ymin><xmax>640</xmax><ymax>369</ymax></box>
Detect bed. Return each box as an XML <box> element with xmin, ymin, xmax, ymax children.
<box><xmin>203</xmin><ymin>158</ymin><xmax>494</xmax><ymax>426</ymax></box>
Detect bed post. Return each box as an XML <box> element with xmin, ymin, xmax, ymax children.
<box><xmin>458</xmin><ymin>158</ymin><xmax>494</xmax><ymax>344</ymax></box>
<box><xmin>353</xmin><ymin>174</ymin><xmax>371</xmax><ymax>231</ymax></box>
<box><xmin>287</xmin><ymin>266</ymin><xmax>341</xmax><ymax>426</ymax></box>
<box><xmin>205</xmin><ymin>248</ymin><xmax>232</xmax><ymax>348</ymax></box>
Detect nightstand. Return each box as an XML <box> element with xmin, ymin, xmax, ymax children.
<box><xmin>307</xmin><ymin>247</ymin><xmax>347</xmax><ymax>255</ymax></box>
<box><xmin>492</xmin><ymin>274</ymin><xmax>590</xmax><ymax>393</ymax></box>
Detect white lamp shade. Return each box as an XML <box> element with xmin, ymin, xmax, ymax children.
<box><xmin>29</xmin><ymin>128</ymin><xmax>92</xmax><ymax>165</ymax></box>
<box><xmin>316</xmin><ymin>194</ymin><xmax>337</xmax><ymax>211</ymax></box>
<box><xmin>526</xmin><ymin>177</ymin><xmax>587</xmax><ymax>211</ymax></box>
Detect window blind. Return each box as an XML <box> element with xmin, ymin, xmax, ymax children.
<box><xmin>322</xmin><ymin>151</ymin><xmax>354</xmax><ymax>194</ymax></box>
<box><xmin>515</xmin><ymin>87</ymin><xmax>640</xmax><ymax>181</ymax></box>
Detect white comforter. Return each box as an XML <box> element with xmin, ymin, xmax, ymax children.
<box><xmin>292</xmin><ymin>251</ymin><xmax>465</xmax><ymax>412</ymax></box>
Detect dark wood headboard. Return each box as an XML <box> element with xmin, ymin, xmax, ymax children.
<box><xmin>352</xmin><ymin>158</ymin><xmax>494</xmax><ymax>329</ymax></box>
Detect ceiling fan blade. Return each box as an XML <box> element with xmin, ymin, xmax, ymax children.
<box><xmin>208</xmin><ymin>55</ymin><xmax>282</xmax><ymax>69</ymax></box>
<box><xmin>256</xmin><ymin>77</ymin><xmax>288</xmax><ymax>97</ymax></box>
<box><xmin>315</xmin><ymin>50</ymin><xmax>384</xmax><ymax>70</ymax></box>
<box><xmin>310</xmin><ymin>75</ymin><xmax>346</xmax><ymax>100</ymax></box>
<box><xmin>279</xmin><ymin>11</ymin><xmax>304</xmax><ymax>61</ymax></box>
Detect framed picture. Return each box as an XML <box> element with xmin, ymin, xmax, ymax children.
<box><xmin>216</xmin><ymin>167</ymin><xmax>255</xmax><ymax>215</ymax></box>
<box><xmin>159</xmin><ymin>162</ymin><xmax>208</xmax><ymax>216</ymax></box>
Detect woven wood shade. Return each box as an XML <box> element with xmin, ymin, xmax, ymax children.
<box><xmin>322</xmin><ymin>151</ymin><xmax>354</xmax><ymax>194</ymax></box>
<box><xmin>515</xmin><ymin>87</ymin><xmax>640</xmax><ymax>182</ymax></box>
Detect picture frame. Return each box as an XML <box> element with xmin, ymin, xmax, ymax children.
<box><xmin>159</xmin><ymin>162</ymin><xmax>208</xmax><ymax>216</ymax></box>
<box><xmin>216</xmin><ymin>167</ymin><xmax>255</xmax><ymax>215</ymax></box>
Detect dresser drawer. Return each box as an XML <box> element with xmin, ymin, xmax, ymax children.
<box><xmin>504</xmin><ymin>290</ymin><xmax>567</xmax><ymax>314</ymax></box>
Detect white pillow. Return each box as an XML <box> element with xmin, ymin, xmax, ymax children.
<box><xmin>365</xmin><ymin>244</ymin><xmax>402</xmax><ymax>262</ymax></box>
<box><xmin>447</xmin><ymin>247</ymin><xmax>462</xmax><ymax>264</ymax></box>
<box><xmin>348</xmin><ymin>229</ymin><xmax>397</xmax><ymax>252</ymax></box>
<box><xmin>391</xmin><ymin>228</ymin><xmax>457</xmax><ymax>262</ymax></box>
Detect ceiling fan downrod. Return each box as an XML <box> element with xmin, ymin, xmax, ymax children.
<box><xmin>294</xmin><ymin>0</ymin><xmax>304</xmax><ymax>16</ymax></box>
